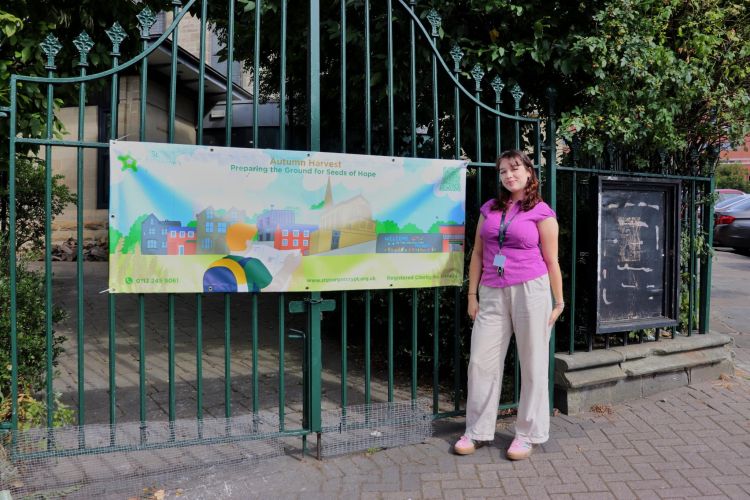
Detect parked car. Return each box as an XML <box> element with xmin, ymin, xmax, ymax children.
<box><xmin>716</xmin><ymin>193</ymin><xmax>750</xmax><ymax>211</ymax></box>
<box><xmin>715</xmin><ymin>188</ymin><xmax>745</xmax><ymax>204</ymax></box>
<box><xmin>714</xmin><ymin>196</ymin><xmax>750</xmax><ymax>250</ymax></box>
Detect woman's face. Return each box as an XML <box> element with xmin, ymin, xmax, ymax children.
<box><xmin>498</xmin><ymin>157</ymin><xmax>531</xmax><ymax>195</ymax></box>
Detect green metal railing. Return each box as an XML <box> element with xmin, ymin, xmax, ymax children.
<box><xmin>1</xmin><ymin>0</ymin><xmax>602</xmax><ymax>461</ymax></box>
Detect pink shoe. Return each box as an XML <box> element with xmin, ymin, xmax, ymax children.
<box><xmin>506</xmin><ymin>437</ymin><xmax>533</xmax><ymax>460</ymax></box>
<box><xmin>453</xmin><ymin>435</ymin><xmax>489</xmax><ymax>455</ymax></box>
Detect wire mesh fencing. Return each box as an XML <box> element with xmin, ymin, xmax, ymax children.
<box><xmin>320</xmin><ymin>398</ymin><xmax>433</xmax><ymax>458</ymax></box>
<box><xmin>1</xmin><ymin>399</ymin><xmax>434</xmax><ymax>497</ymax></box>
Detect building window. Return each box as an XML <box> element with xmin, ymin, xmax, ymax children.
<box><xmin>162</xmin><ymin>241</ymin><xmax>167</xmax><ymax>248</ymax></box>
<box><xmin>96</xmin><ymin>105</ymin><xmax>111</xmax><ymax>209</ymax></box>
<box><xmin>282</xmin><ymin>229</ymin><xmax>289</xmax><ymax>237</ymax></box>
<box><xmin>293</xmin><ymin>230</ymin><xmax>299</xmax><ymax>237</ymax></box>
<box><xmin>202</xmin><ymin>238</ymin><xmax>212</xmax><ymax>249</ymax></box>
<box><xmin>147</xmin><ymin>239</ymin><xmax>157</xmax><ymax>249</ymax></box>
<box><xmin>282</xmin><ymin>239</ymin><xmax>288</xmax><ymax>246</ymax></box>
<box><xmin>293</xmin><ymin>239</ymin><xmax>298</xmax><ymax>246</ymax></box>
<box><xmin>303</xmin><ymin>230</ymin><xmax>309</xmax><ymax>237</ymax></box>
<box><xmin>230</xmin><ymin>210</ymin><xmax>238</xmax><ymax>221</ymax></box>
<box><xmin>170</xmin><ymin>230</ymin><xmax>177</xmax><ymax>238</ymax></box>
<box><xmin>217</xmin><ymin>222</ymin><xmax>227</xmax><ymax>233</ymax></box>
<box><xmin>188</xmin><ymin>231</ymin><xmax>195</xmax><ymax>238</ymax></box>
<box><xmin>179</xmin><ymin>230</ymin><xmax>186</xmax><ymax>238</ymax></box>
<box><xmin>206</xmin><ymin>208</ymin><xmax>214</xmax><ymax>219</ymax></box>
<box><xmin>303</xmin><ymin>240</ymin><xmax>309</xmax><ymax>247</ymax></box>
<box><xmin>148</xmin><ymin>227</ymin><xmax>155</xmax><ymax>235</ymax></box>
<box><xmin>206</xmin><ymin>222</ymin><xmax>214</xmax><ymax>233</ymax></box>
<box><xmin>162</xmin><ymin>228</ymin><xmax>167</xmax><ymax>235</ymax></box>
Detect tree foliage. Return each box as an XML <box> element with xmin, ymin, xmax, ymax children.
<box><xmin>212</xmin><ymin>0</ymin><xmax>750</xmax><ymax>171</ymax></box>
<box><xmin>716</xmin><ymin>163</ymin><xmax>750</xmax><ymax>192</ymax></box>
<box><xmin>439</xmin><ymin>0</ymin><xmax>750</xmax><ymax>167</ymax></box>
<box><xmin>0</xmin><ymin>0</ymin><xmax>173</xmax><ymax>161</ymax></box>
<box><xmin>559</xmin><ymin>0</ymin><xmax>750</xmax><ymax>166</ymax></box>
<box><xmin>1</xmin><ymin>0</ymin><xmax>748</xmax><ymax>167</ymax></box>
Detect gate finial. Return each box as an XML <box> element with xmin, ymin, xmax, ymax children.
<box><xmin>470</xmin><ymin>64</ymin><xmax>485</xmax><ymax>92</ymax></box>
<box><xmin>510</xmin><ymin>83</ymin><xmax>524</xmax><ymax>110</ymax></box>
<box><xmin>426</xmin><ymin>9</ymin><xmax>441</xmax><ymax>38</ymax></box>
<box><xmin>40</xmin><ymin>34</ymin><xmax>63</xmax><ymax>70</ymax></box>
<box><xmin>137</xmin><ymin>7</ymin><xmax>158</xmax><ymax>39</ymax></box>
<box><xmin>449</xmin><ymin>44</ymin><xmax>463</xmax><ymax>73</ymax></box>
<box><xmin>105</xmin><ymin>22</ymin><xmax>128</xmax><ymax>57</ymax></box>
<box><xmin>490</xmin><ymin>76</ymin><xmax>505</xmax><ymax>104</ymax></box>
<box><xmin>73</xmin><ymin>32</ymin><xmax>94</xmax><ymax>67</ymax></box>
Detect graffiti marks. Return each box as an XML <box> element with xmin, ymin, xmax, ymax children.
<box><xmin>617</xmin><ymin>216</ymin><xmax>648</xmax><ymax>263</ymax></box>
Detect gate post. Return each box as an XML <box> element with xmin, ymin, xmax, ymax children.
<box><xmin>4</xmin><ymin>81</ymin><xmax>20</xmax><ymax>438</ymax></box>
<box><xmin>699</xmin><ymin>174</ymin><xmax>716</xmax><ymax>334</ymax></box>
<box><xmin>307</xmin><ymin>0</ymin><xmax>322</xmax><ymax>439</ymax></box>
<box><xmin>545</xmin><ymin>87</ymin><xmax>558</xmax><ymax>414</ymax></box>
<box><xmin>545</xmin><ymin>87</ymin><xmax>558</xmax><ymax>209</ymax></box>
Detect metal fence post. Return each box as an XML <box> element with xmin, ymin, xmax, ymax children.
<box><xmin>546</xmin><ymin>87</ymin><xmax>558</xmax><ymax>413</ymax></box>
<box><xmin>308</xmin><ymin>0</ymin><xmax>323</xmax><ymax>443</ymax></box>
<box><xmin>699</xmin><ymin>175</ymin><xmax>716</xmax><ymax>334</ymax></box>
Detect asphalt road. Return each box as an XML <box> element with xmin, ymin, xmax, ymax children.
<box><xmin>710</xmin><ymin>247</ymin><xmax>750</xmax><ymax>371</ymax></box>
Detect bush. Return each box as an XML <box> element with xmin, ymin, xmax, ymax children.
<box><xmin>0</xmin><ymin>388</ymin><xmax>74</xmax><ymax>432</ymax></box>
<box><xmin>1</xmin><ymin>156</ymin><xmax>76</xmax><ymax>252</ymax></box>
<box><xmin>0</xmin><ymin>255</ymin><xmax>67</xmax><ymax>395</ymax></box>
<box><xmin>0</xmin><ymin>156</ymin><xmax>73</xmax><ymax>403</ymax></box>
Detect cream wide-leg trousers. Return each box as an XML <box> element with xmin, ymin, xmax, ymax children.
<box><xmin>464</xmin><ymin>274</ymin><xmax>552</xmax><ymax>444</ymax></box>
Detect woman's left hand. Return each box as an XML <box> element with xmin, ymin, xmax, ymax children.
<box><xmin>548</xmin><ymin>303</ymin><xmax>564</xmax><ymax>327</ymax></box>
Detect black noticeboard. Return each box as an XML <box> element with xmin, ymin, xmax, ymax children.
<box><xmin>596</xmin><ymin>177</ymin><xmax>681</xmax><ymax>334</ymax></box>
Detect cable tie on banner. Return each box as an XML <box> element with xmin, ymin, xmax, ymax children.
<box><xmin>99</xmin><ymin>288</ymin><xmax>113</xmax><ymax>294</ymax></box>
<box><xmin>112</xmin><ymin>133</ymin><xmax>132</xmax><ymax>143</ymax></box>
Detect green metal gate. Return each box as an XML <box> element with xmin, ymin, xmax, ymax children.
<box><xmin>2</xmin><ymin>0</ymin><xmax>553</xmax><ymax>460</ymax></box>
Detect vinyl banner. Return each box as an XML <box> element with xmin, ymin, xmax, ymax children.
<box><xmin>109</xmin><ymin>141</ymin><xmax>467</xmax><ymax>293</ymax></box>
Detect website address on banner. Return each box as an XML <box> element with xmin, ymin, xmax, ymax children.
<box><xmin>387</xmin><ymin>272</ymin><xmax>459</xmax><ymax>281</ymax></box>
<box><xmin>306</xmin><ymin>276</ymin><xmax>376</xmax><ymax>284</ymax></box>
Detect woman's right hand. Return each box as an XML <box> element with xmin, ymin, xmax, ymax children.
<box><xmin>468</xmin><ymin>295</ymin><xmax>479</xmax><ymax>321</ymax></box>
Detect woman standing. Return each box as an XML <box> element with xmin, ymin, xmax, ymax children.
<box><xmin>453</xmin><ymin>149</ymin><xmax>564</xmax><ymax>460</ymax></box>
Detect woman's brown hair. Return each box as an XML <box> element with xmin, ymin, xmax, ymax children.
<box><xmin>492</xmin><ymin>149</ymin><xmax>542</xmax><ymax>212</ymax></box>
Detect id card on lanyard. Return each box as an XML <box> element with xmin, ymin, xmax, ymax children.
<box><xmin>494</xmin><ymin>203</ymin><xmax>520</xmax><ymax>276</ymax></box>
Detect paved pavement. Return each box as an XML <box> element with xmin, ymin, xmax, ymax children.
<box><xmin>13</xmin><ymin>248</ymin><xmax>749</xmax><ymax>499</ymax></box>
<box><xmin>51</xmin><ymin>263</ymin><xmax>443</xmax><ymax>427</ymax></box>
<box><xmin>157</xmin><ymin>248</ymin><xmax>750</xmax><ymax>499</ymax></box>
<box><xmin>177</xmin><ymin>375</ymin><xmax>750</xmax><ymax>499</ymax></box>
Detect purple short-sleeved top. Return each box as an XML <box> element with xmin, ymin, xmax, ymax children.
<box><xmin>479</xmin><ymin>198</ymin><xmax>556</xmax><ymax>288</ymax></box>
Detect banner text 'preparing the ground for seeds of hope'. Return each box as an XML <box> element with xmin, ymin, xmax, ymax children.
<box><xmin>109</xmin><ymin>142</ymin><xmax>468</xmax><ymax>293</ymax></box>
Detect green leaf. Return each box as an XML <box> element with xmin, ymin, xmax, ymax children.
<box><xmin>20</xmin><ymin>45</ymin><xmax>31</xmax><ymax>63</ymax></box>
<box><xmin>241</xmin><ymin>0</ymin><xmax>256</xmax><ymax>13</ymax></box>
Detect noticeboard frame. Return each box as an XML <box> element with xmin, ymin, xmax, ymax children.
<box><xmin>595</xmin><ymin>176</ymin><xmax>681</xmax><ymax>334</ymax></box>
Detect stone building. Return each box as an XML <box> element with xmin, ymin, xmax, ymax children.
<box><xmin>51</xmin><ymin>11</ymin><xmax>279</xmax><ymax>243</ymax></box>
